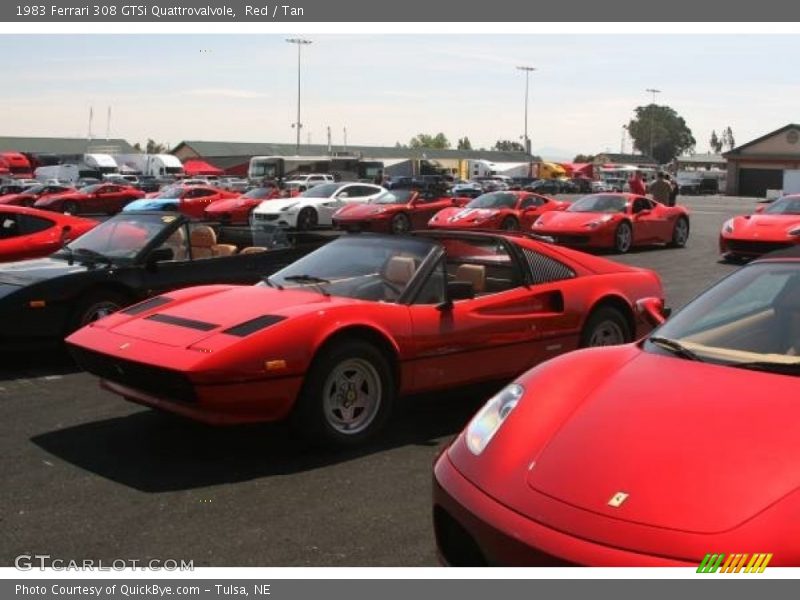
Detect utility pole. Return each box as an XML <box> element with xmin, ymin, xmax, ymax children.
<box><xmin>645</xmin><ymin>88</ymin><xmax>661</xmax><ymax>158</ymax></box>
<box><xmin>286</xmin><ymin>37</ymin><xmax>312</xmax><ymax>154</ymax></box>
<box><xmin>517</xmin><ymin>66</ymin><xmax>536</xmax><ymax>155</ymax></box>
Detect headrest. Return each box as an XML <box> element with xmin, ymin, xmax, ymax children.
<box><xmin>384</xmin><ymin>256</ymin><xmax>416</xmax><ymax>286</ymax></box>
<box><xmin>190</xmin><ymin>225</ymin><xmax>216</xmax><ymax>248</ymax></box>
<box><xmin>455</xmin><ymin>264</ymin><xmax>486</xmax><ymax>293</ymax></box>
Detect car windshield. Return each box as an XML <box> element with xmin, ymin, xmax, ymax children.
<box><xmin>647</xmin><ymin>261</ymin><xmax>800</xmax><ymax>374</ymax></box>
<box><xmin>373</xmin><ymin>190</ymin><xmax>414</xmax><ymax>205</ymax></box>
<box><xmin>765</xmin><ymin>197</ymin><xmax>800</xmax><ymax>215</ymax></box>
<box><xmin>467</xmin><ymin>192</ymin><xmax>517</xmax><ymax>209</ymax></box>
<box><xmin>568</xmin><ymin>194</ymin><xmax>627</xmax><ymax>213</ymax></box>
<box><xmin>58</xmin><ymin>213</ymin><xmax>177</xmax><ymax>262</ymax></box>
<box><xmin>243</xmin><ymin>188</ymin><xmax>274</xmax><ymax>199</ymax></box>
<box><xmin>301</xmin><ymin>183</ymin><xmax>342</xmax><ymax>198</ymax></box>
<box><xmin>79</xmin><ymin>184</ymin><xmax>102</xmax><ymax>194</ymax></box>
<box><xmin>156</xmin><ymin>187</ymin><xmax>183</xmax><ymax>199</ymax></box>
<box><xmin>267</xmin><ymin>235</ymin><xmax>436</xmax><ymax>302</ymax></box>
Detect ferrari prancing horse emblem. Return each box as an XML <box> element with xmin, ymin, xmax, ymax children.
<box><xmin>608</xmin><ymin>492</ymin><xmax>629</xmax><ymax>508</ymax></box>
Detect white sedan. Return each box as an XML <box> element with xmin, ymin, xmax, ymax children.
<box><xmin>251</xmin><ymin>182</ymin><xmax>386</xmax><ymax>230</ymax></box>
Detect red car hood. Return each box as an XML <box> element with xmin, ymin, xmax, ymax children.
<box><xmin>206</xmin><ymin>197</ymin><xmax>260</xmax><ymax>211</ymax></box>
<box><xmin>730</xmin><ymin>214</ymin><xmax>800</xmax><ymax>239</ymax></box>
<box><xmin>431</xmin><ymin>207</ymin><xmax>499</xmax><ymax>225</ymax></box>
<box><xmin>102</xmin><ymin>286</ymin><xmax>352</xmax><ymax>348</ymax></box>
<box><xmin>525</xmin><ymin>349</ymin><xmax>800</xmax><ymax>534</ymax></box>
<box><xmin>536</xmin><ymin>211</ymin><xmax>615</xmax><ymax>229</ymax></box>
<box><xmin>0</xmin><ymin>193</ymin><xmax>31</xmax><ymax>205</ymax></box>
<box><xmin>47</xmin><ymin>191</ymin><xmax>88</xmax><ymax>201</ymax></box>
<box><xmin>335</xmin><ymin>203</ymin><xmax>401</xmax><ymax>219</ymax></box>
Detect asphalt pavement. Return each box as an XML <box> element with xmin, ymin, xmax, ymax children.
<box><xmin>0</xmin><ymin>194</ymin><xmax>762</xmax><ymax>566</ymax></box>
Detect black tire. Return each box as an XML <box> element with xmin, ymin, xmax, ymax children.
<box><xmin>670</xmin><ymin>216</ymin><xmax>690</xmax><ymax>248</ymax></box>
<box><xmin>292</xmin><ymin>339</ymin><xmax>395</xmax><ymax>447</ymax></box>
<box><xmin>390</xmin><ymin>212</ymin><xmax>412</xmax><ymax>235</ymax></box>
<box><xmin>500</xmin><ymin>216</ymin><xmax>520</xmax><ymax>231</ymax></box>
<box><xmin>580</xmin><ymin>306</ymin><xmax>632</xmax><ymax>348</ymax></box>
<box><xmin>296</xmin><ymin>207</ymin><xmax>318</xmax><ymax>231</ymax></box>
<box><xmin>613</xmin><ymin>221</ymin><xmax>633</xmax><ymax>254</ymax></box>
<box><xmin>67</xmin><ymin>290</ymin><xmax>129</xmax><ymax>334</ymax></box>
<box><xmin>62</xmin><ymin>201</ymin><xmax>79</xmax><ymax>215</ymax></box>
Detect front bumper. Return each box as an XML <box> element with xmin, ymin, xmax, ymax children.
<box><xmin>252</xmin><ymin>212</ymin><xmax>297</xmax><ymax>228</ymax></box>
<box><xmin>433</xmin><ymin>452</ymin><xmax>688</xmax><ymax>567</ymax></box>
<box><xmin>719</xmin><ymin>235</ymin><xmax>796</xmax><ymax>257</ymax></box>
<box><xmin>533</xmin><ymin>227</ymin><xmax>611</xmax><ymax>248</ymax></box>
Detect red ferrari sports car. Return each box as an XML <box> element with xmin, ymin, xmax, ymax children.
<box><xmin>0</xmin><ymin>205</ymin><xmax>96</xmax><ymax>262</ymax></box>
<box><xmin>532</xmin><ymin>193</ymin><xmax>690</xmax><ymax>253</ymax></box>
<box><xmin>332</xmin><ymin>189</ymin><xmax>456</xmax><ymax>234</ymax></box>
<box><xmin>34</xmin><ymin>183</ymin><xmax>145</xmax><ymax>215</ymax></box>
<box><xmin>434</xmin><ymin>248</ymin><xmax>800</xmax><ymax>566</ymax></box>
<box><xmin>719</xmin><ymin>195</ymin><xmax>800</xmax><ymax>260</ymax></box>
<box><xmin>0</xmin><ymin>183</ymin><xmax>75</xmax><ymax>207</ymax></box>
<box><xmin>428</xmin><ymin>191</ymin><xmax>567</xmax><ymax>232</ymax></box>
<box><xmin>67</xmin><ymin>231</ymin><xmax>663</xmax><ymax>447</ymax></box>
<box><xmin>204</xmin><ymin>186</ymin><xmax>282</xmax><ymax>224</ymax></box>
<box><xmin>124</xmin><ymin>185</ymin><xmax>239</xmax><ymax>219</ymax></box>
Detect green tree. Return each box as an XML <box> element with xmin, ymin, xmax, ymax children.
<box><xmin>627</xmin><ymin>105</ymin><xmax>696</xmax><ymax>164</ymax></box>
<box><xmin>573</xmin><ymin>154</ymin><xmax>595</xmax><ymax>163</ymax></box>
<box><xmin>493</xmin><ymin>140</ymin><xmax>525</xmax><ymax>152</ymax></box>
<box><xmin>457</xmin><ymin>136</ymin><xmax>473</xmax><ymax>150</ymax></box>
<box><xmin>722</xmin><ymin>126</ymin><xmax>735</xmax><ymax>151</ymax></box>
<box><xmin>409</xmin><ymin>133</ymin><xmax>450</xmax><ymax>149</ymax></box>
<box><xmin>709</xmin><ymin>130</ymin><xmax>722</xmax><ymax>153</ymax></box>
<box><xmin>145</xmin><ymin>139</ymin><xmax>167</xmax><ymax>154</ymax></box>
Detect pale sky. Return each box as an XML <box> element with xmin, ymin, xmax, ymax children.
<box><xmin>1</xmin><ymin>34</ymin><xmax>797</xmax><ymax>160</ymax></box>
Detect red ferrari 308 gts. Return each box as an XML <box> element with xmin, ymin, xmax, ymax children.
<box><xmin>332</xmin><ymin>189</ymin><xmax>456</xmax><ymax>234</ymax></box>
<box><xmin>0</xmin><ymin>205</ymin><xmax>97</xmax><ymax>262</ymax></box>
<box><xmin>34</xmin><ymin>183</ymin><xmax>145</xmax><ymax>215</ymax></box>
<box><xmin>428</xmin><ymin>191</ymin><xmax>567</xmax><ymax>232</ymax></box>
<box><xmin>532</xmin><ymin>193</ymin><xmax>690</xmax><ymax>253</ymax></box>
<box><xmin>204</xmin><ymin>186</ymin><xmax>282</xmax><ymax>224</ymax></box>
<box><xmin>434</xmin><ymin>248</ymin><xmax>800</xmax><ymax>566</ymax></box>
<box><xmin>67</xmin><ymin>231</ymin><xmax>662</xmax><ymax>447</ymax></box>
<box><xmin>719</xmin><ymin>195</ymin><xmax>800</xmax><ymax>260</ymax></box>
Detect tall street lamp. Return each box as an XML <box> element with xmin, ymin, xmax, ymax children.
<box><xmin>645</xmin><ymin>88</ymin><xmax>661</xmax><ymax>159</ymax></box>
<box><xmin>286</xmin><ymin>37</ymin><xmax>312</xmax><ymax>155</ymax></box>
<box><xmin>517</xmin><ymin>66</ymin><xmax>536</xmax><ymax>155</ymax></box>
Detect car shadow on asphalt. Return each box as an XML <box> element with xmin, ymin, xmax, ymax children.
<box><xmin>30</xmin><ymin>383</ymin><xmax>498</xmax><ymax>493</ymax></box>
<box><xmin>0</xmin><ymin>347</ymin><xmax>81</xmax><ymax>381</ymax></box>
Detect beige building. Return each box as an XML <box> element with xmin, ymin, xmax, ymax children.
<box><xmin>724</xmin><ymin>124</ymin><xmax>800</xmax><ymax>197</ymax></box>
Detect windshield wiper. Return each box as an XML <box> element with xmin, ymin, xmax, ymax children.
<box><xmin>648</xmin><ymin>336</ymin><xmax>703</xmax><ymax>362</ymax></box>
<box><xmin>73</xmin><ymin>247</ymin><xmax>112</xmax><ymax>265</ymax></box>
<box><xmin>262</xmin><ymin>276</ymin><xmax>283</xmax><ymax>290</ymax></box>
<box><xmin>282</xmin><ymin>274</ymin><xmax>331</xmax><ymax>296</ymax></box>
<box><xmin>727</xmin><ymin>360</ymin><xmax>800</xmax><ymax>375</ymax></box>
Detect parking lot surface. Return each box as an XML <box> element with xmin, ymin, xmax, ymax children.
<box><xmin>0</xmin><ymin>195</ymin><xmax>759</xmax><ymax>566</ymax></box>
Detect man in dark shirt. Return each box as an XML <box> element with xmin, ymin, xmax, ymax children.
<box><xmin>649</xmin><ymin>171</ymin><xmax>672</xmax><ymax>205</ymax></box>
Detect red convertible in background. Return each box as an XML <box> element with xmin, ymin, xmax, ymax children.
<box><xmin>68</xmin><ymin>230</ymin><xmax>663</xmax><ymax>447</ymax></box>
<box><xmin>0</xmin><ymin>183</ymin><xmax>75</xmax><ymax>207</ymax></box>
<box><xmin>332</xmin><ymin>189</ymin><xmax>456</xmax><ymax>234</ymax></box>
<box><xmin>434</xmin><ymin>249</ymin><xmax>800</xmax><ymax>566</ymax></box>
<box><xmin>533</xmin><ymin>193</ymin><xmax>690</xmax><ymax>253</ymax></box>
<box><xmin>0</xmin><ymin>205</ymin><xmax>96</xmax><ymax>262</ymax></box>
<box><xmin>428</xmin><ymin>191</ymin><xmax>567</xmax><ymax>231</ymax></box>
<box><xmin>720</xmin><ymin>194</ymin><xmax>800</xmax><ymax>260</ymax></box>
<box><xmin>204</xmin><ymin>186</ymin><xmax>282</xmax><ymax>224</ymax></box>
<box><xmin>34</xmin><ymin>183</ymin><xmax>145</xmax><ymax>215</ymax></box>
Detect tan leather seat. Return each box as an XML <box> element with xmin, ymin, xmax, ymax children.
<box><xmin>213</xmin><ymin>244</ymin><xmax>238</xmax><ymax>257</ymax></box>
<box><xmin>240</xmin><ymin>246</ymin><xmax>267</xmax><ymax>254</ymax></box>
<box><xmin>384</xmin><ymin>256</ymin><xmax>417</xmax><ymax>288</ymax></box>
<box><xmin>455</xmin><ymin>264</ymin><xmax>486</xmax><ymax>293</ymax></box>
<box><xmin>190</xmin><ymin>225</ymin><xmax>216</xmax><ymax>259</ymax></box>
<box><xmin>163</xmin><ymin>228</ymin><xmax>187</xmax><ymax>260</ymax></box>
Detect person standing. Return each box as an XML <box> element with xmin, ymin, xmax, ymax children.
<box><xmin>628</xmin><ymin>171</ymin><xmax>647</xmax><ymax>196</ymax></box>
<box><xmin>664</xmin><ymin>173</ymin><xmax>679</xmax><ymax>207</ymax></box>
<box><xmin>649</xmin><ymin>171</ymin><xmax>673</xmax><ymax>205</ymax></box>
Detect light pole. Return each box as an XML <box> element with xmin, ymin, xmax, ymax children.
<box><xmin>286</xmin><ymin>37</ymin><xmax>312</xmax><ymax>155</ymax></box>
<box><xmin>645</xmin><ymin>88</ymin><xmax>661</xmax><ymax>159</ymax></box>
<box><xmin>517</xmin><ymin>66</ymin><xmax>536</xmax><ymax>155</ymax></box>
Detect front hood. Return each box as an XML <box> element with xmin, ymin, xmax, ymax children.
<box><xmin>526</xmin><ymin>350</ymin><xmax>800</xmax><ymax>534</ymax></box>
<box><xmin>537</xmin><ymin>211</ymin><xmax>612</xmax><ymax>229</ymax></box>
<box><xmin>0</xmin><ymin>256</ymin><xmax>92</xmax><ymax>285</ymax></box>
<box><xmin>729</xmin><ymin>214</ymin><xmax>800</xmax><ymax>238</ymax></box>
<box><xmin>124</xmin><ymin>198</ymin><xmax>176</xmax><ymax>210</ymax></box>
<box><xmin>107</xmin><ymin>286</ymin><xmax>352</xmax><ymax>347</ymax></box>
<box><xmin>255</xmin><ymin>198</ymin><xmax>304</xmax><ymax>212</ymax></box>
<box><xmin>206</xmin><ymin>197</ymin><xmax>255</xmax><ymax>211</ymax></box>
<box><xmin>46</xmin><ymin>192</ymin><xmax>86</xmax><ymax>202</ymax></box>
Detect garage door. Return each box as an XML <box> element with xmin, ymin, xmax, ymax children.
<box><xmin>738</xmin><ymin>168</ymin><xmax>783</xmax><ymax>197</ymax></box>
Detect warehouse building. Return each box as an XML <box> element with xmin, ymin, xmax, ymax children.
<box><xmin>0</xmin><ymin>136</ymin><xmax>138</xmax><ymax>155</ymax></box>
<box><xmin>724</xmin><ymin>124</ymin><xmax>800</xmax><ymax>197</ymax></box>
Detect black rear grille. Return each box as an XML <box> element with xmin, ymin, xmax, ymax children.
<box><xmin>727</xmin><ymin>240</ymin><xmax>794</xmax><ymax>255</ymax></box>
<box><xmin>69</xmin><ymin>347</ymin><xmax>196</xmax><ymax>403</ymax></box>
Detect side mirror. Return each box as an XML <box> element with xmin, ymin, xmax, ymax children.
<box><xmin>442</xmin><ymin>281</ymin><xmax>475</xmax><ymax>307</ymax></box>
<box><xmin>637</xmin><ymin>209</ymin><xmax>651</xmax><ymax>217</ymax></box>
<box><xmin>636</xmin><ymin>297</ymin><xmax>670</xmax><ymax>327</ymax></box>
<box><xmin>146</xmin><ymin>246</ymin><xmax>174</xmax><ymax>271</ymax></box>
<box><xmin>755</xmin><ymin>204</ymin><xmax>766</xmax><ymax>213</ymax></box>
<box><xmin>59</xmin><ymin>225</ymin><xmax>72</xmax><ymax>244</ymax></box>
